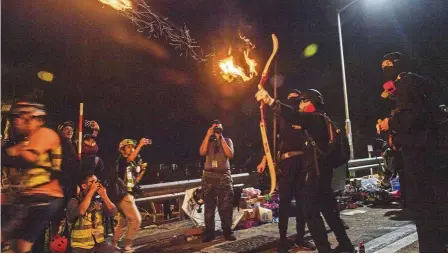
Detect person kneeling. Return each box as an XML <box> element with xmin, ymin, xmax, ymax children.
<box><xmin>67</xmin><ymin>174</ymin><xmax>118</xmax><ymax>253</ymax></box>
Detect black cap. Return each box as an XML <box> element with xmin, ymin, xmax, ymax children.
<box><xmin>211</xmin><ymin>119</ymin><xmax>221</xmax><ymax>125</ymax></box>
<box><xmin>298</xmin><ymin>89</ymin><xmax>324</xmax><ymax>105</ymax></box>
<box><xmin>382</xmin><ymin>52</ymin><xmax>405</xmax><ymax>72</ymax></box>
<box><xmin>382</xmin><ymin>52</ymin><xmax>403</xmax><ymax>62</ymax></box>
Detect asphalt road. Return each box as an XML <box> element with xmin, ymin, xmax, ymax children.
<box><xmin>132</xmin><ymin>201</ymin><xmax>420</xmax><ymax>253</ymax></box>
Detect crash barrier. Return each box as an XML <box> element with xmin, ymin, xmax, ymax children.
<box><xmin>136</xmin><ymin>173</ymin><xmax>255</xmax><ymax>219</ymax></box>
<box><xmin>348</xmin><ymin>157</ymin><xmax>384</xmax><ymax>175</ymax></box>
<box><xmin>136</xmin><ymin>157</ymin><xmax>385</xmax><ymax>220</ymax></box>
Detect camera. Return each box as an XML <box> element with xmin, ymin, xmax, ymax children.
<box><xmin>98</xmin><ymin>180</ymin><xmax>109</xmax><ymax>188</ymax></box>
<box><xmin>92</xmin><ymin>193</ymin><xmax>102</xmax><ymax>203</ymax></box>
<box><xmin>132</xmin><ymin>185</ymin><xmax>143</xmax><ymax>197</ymax></box>
<box><xmin>84</xmin><ymin>120</ymin><xmax>94</xmax><ymax>128</ymax></box>
<box><xmin>213</xmin><ymin>126</ymin><xmax>223</xmax><ymax>134</ymax></box>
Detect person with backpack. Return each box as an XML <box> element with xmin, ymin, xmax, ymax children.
<box><xmin>257</xmin><ymin>89</ymin><xmax>316</xmax><ymax>252</ymax></box>
<box><xmin>376</xmin><ymin>52</ymin><xmax>448</xmax><ymax>252</ymax></box>
<box><xmin>256</xmin><ymin>87</ymin><xmax>354</xmax><ymax>253</ymax></box>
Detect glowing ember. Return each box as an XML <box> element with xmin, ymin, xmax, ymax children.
<box><xmin>218</xmin><ymin>44</ymin><xmax>258</xmax><ymax>83</ymax></box>
<box><xmin>98</xmin><ymin>0</ymin><xmax>132</xmax><ymax>11</ymax></box>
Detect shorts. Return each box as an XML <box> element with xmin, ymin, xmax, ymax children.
<box><xmin>2</xmin><ymin>195</ymin><xmax>64</xmax><ymax>243</ymax></box>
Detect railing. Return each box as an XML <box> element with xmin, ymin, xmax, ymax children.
<box><xmin>136</xmin><ymin>157</ymin><xmax>385</xmax><ymax>219</ymax></box>
<box><xmin>348</xmin><ymin>157</ymin><xmax>384</xmax><ymax>174</ymax></box>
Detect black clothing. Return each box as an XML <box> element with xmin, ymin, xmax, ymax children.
<box><xmin>278</xmin><ymin>118</ymin><xmax>307</xmax><ymax>154</ymax></box>
<box><xmin>271</xmin><ymin>100</ymin><xmax>352</xmax><ymax>252</ymax></box>
<box><xmin>81</xmin><ymin>155</ymin><xmax>105</xmax><ymax>179</ymax></box>
<box><xmin>111</xmin><ymin>156</ymin><xmax>130</xmax><ymax>203</ymax></box>
<box><xmin>59</xmin><ymin>137</ymin><xmax>80</xmax><ymax>195</ymax></box>
<box><xmin>388</xmin><ymin>72</ymin><xmax>448</xmax><ymax>252</ymax></box>
<box><xmin>272</xmin><ymin>102</ymin><xmax>330</xmax><ymax>252</ymax></box>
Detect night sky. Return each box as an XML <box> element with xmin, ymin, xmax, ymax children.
<box><xmin>2</xmin><ymin>0</ymin><xmax>448</xmax><ymax>170</ymax></box>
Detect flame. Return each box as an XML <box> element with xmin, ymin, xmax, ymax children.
<box><xmin>98</xmin><ymin>0</ymin><xmax>132</xmax><ymax>11</ymax></box>
<box><xmin>218</xmin><ymin>46</ymin><xmax>258</xmax><ymax>83</ymax></box>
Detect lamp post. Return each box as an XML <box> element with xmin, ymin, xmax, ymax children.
<box><xmin>337</xmin><ymin>0</ymin><xmax>361</xmax><ymax>160</ymax></box>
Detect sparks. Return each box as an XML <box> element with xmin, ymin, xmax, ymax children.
<box><xmin>97</xmin><ymin>0</ymin><xmax>206</xmax><ymax>62</ymax></box>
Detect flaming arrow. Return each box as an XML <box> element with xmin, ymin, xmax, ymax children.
<box><xmin>259</xmin><ymin>34</ymin><xmax>278</xmax><ymax>194</ymax></box>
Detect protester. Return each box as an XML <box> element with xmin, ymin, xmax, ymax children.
<box><xmin>256</xmin><ymin>87</ymin><xmax>354</xmax><ymax>252</ymax></box>
<box><xmin>376</xmin><ymin>52</ymin><xmax>448</xmax><ymax>252</ymax></box>
<box><xmin>257</xmin><ymin>89</ymin><xmax>316</xmax><ymax>252</ymax></box>
<box><xmin>199</xmin><ymin>120</ymin><xmax>236</xmax><ymax>242</ymax></box>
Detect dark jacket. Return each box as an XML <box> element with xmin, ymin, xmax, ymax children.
<box><xmin>388</xmin><ymin>72</ymin><xmax>438</xmax><ymax>149</ymax></box>
<box><xmin>271</xmin><ymin>100</ymin><xmax>330</xmax><ymax>155</ymax></box>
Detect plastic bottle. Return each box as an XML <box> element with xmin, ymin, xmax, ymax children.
<box><xmin>358</xmin><ymin>241</ymin><xmax>365</xmax><ymax>253</ymax></box>
<box><xmin>391</xmin><ymin>176</ymin><xmax>400</xmax><ymax>191</ymax></box>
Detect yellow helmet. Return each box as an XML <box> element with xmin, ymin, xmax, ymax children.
<box><xmin>118</xmin><ymin>139</ymin><xmax>137</xmax><ymax>151</ymax></box>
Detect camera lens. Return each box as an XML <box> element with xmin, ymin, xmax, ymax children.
<box><xmin>213</xmin><ymin>126</ymin><xmax>223</xmax><ymax>134</ymax></box>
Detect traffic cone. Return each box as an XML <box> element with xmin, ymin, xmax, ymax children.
<box><xmin>358</xmin><ymin>241</ymin><xmax>366</xmax><ymax>253</ymax></box>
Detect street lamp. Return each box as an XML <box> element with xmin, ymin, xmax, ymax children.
<box><xmin>337</xmin><ymin>0</ymin><xmax>361</xmax><ymax>160</ymax></box>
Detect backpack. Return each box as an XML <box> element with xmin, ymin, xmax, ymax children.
<box><xmin>306</xmin><ymin>114</ymin><xmax>350</xmax><ymax>169</ymax></box>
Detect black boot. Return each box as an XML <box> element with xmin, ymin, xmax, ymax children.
<box><xmin>224</xmin><ymin>233</ymin><xmax>237</xmax><ymax>241</ymax></box>
<box><xmin>202</xmin><ymin>230</ymin><xmax>215</xmax><ymax>243</ymax></box>
<box><xmin>278</xmin><ymin>240</ymin><xmax>290</xmax><ymax>253</ymax></box>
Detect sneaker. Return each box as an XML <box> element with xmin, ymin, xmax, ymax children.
<box><xmin>294</xmin><ymin>240</ymin><xmax>317</xmax><ymax>251</ymax></box>
<box><xmin>224</xmin><ymin>234</ymin><xmax>237</xmax><ymax>241</ymax></box>
<box><xmin>202</xmin><ymin>234</ymin><xmax>216</xmax><ymax>243</ymax></box>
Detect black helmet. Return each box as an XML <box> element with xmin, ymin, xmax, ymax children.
<box><xmin>298</xmin><ymin>89</ymin><xmax>324</xmax><ymax>105</ymax></box>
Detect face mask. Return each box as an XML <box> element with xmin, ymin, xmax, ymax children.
<box><xmin>383</xmin><ymin>66</ymin><xmax>398</xmax><ymax>82</ymax></box>
<box><xmin>303</xmin><ymin>104</ymin><xmax>316</xmax><ymax>113</ymax></box>
<box><xmin>286</xmin><ymin>99</ymin><xmax>300</xmax><ymax>109</ymax></box>
<box><xmin>301</xmin><ymin>102</ymin><xmax>316</xmax><ymax>113</ymax></box>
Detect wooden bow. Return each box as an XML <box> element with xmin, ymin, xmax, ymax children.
<box><xmin>259</xmin><ymin>34</ymin><xmax>278</xmax><ymax>194</ymax></box>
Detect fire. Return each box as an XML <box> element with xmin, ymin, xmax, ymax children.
<box><xmin>218</xmin><ymin>46</ymin><xmax>258</xmax><ymax>83</ymax></box>
<box><xmin>98</xmin><ymin>0</ymin><xmax>132</xmax><ymax>11</ymax></box>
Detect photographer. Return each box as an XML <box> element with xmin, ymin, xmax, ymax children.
<box><xmin>66</xmin><ymin>174</ymin><xmax>117</xmax><ymax>252</ymax></box>
<box><xmin>113</xmin><ymin>138</ymin><xmax>150</xmax><ymax>252</ymax></box>
<box><xmin>199</xmin><ymin>120</ymin><xmax>236</xmax><ymax>242</ymax></box>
